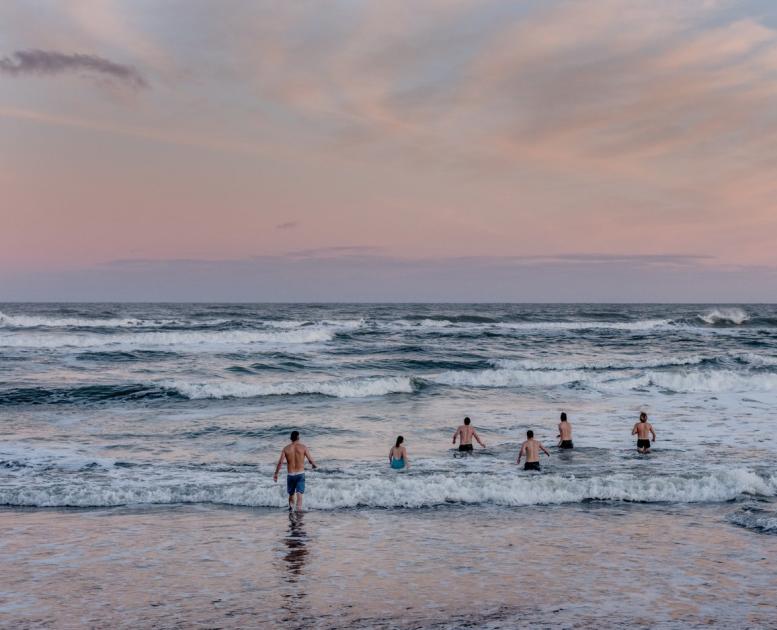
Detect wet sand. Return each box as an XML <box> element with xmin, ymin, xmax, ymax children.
<box><xmin>2</xmin><ymin>503</ymin><xmax>775</xmax><ymax>628</ymax></box>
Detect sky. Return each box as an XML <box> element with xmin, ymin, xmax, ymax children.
<box><xmin>1</xmin><ymin>0</ymin><xmax>777</xmax><ymax>301</ymax></box>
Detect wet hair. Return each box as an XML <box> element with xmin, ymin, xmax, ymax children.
<box><xmin>464</xmin><ymin>417</ymin><xmax>471</xmax><ymax>425</ymax></box>
<box><xmin>290</xmin><ymin>430</ymin><xmax>300</xmax><ymax>441</ymax></box>
<box><xmin>395</xmin><ymin>435</ymin><xmax>404</xmax><ymax>448</ymax></box>
<box><xmin>560</xmin><ymin>412</ymin><xmax>567</xmax><ymax>421</ymax></box>
<box><xmin>527</xmin><ymin>430</ymin><xmax>534</xmax><ymax>438</ymax></box>
<box><xmin>639</xmin><ymin>412</ymin><xmax>648</xmax><ymax>422</ymax></box>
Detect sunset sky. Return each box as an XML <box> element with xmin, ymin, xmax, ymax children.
<box><xmin>2</xmin><ymin>0</ymin><xmax>777</xmax><ymax>301</ymax></box>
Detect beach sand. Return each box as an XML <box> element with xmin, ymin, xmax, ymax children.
<box><xmin>2</xmin><ymin>502</ymin><xmax>775</xmax><ymax>628</ymax></box>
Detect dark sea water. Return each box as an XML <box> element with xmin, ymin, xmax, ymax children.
<box><xmin>1</xmin><ymin>303</ymin><xmax>776</xmax><ymax>627</ymax></box>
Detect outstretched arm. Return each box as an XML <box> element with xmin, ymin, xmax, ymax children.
<box><xmin>631</xmin><ymin>423</ymin><xmax>638</xmax><ymax>436</ymax></box>
<box><xmin>389</xmin><ymin>448</ymin><xmax>394</xmax><ymax>464</ymax></box>
<box><xmin>474</xmin><ymin>430</ymin><xmax>486</xmax><ymax>448</ymax></box>
<box><xmin>540</xmin><ymin>442</ymin><xmax>551</xmax><ymax>457</ymax></box>
<box><xmin>650</xmin><ymin>425</ymin><xmax>656</xmax><ymax>442</ymax></box>
<box><xmin>273</xmin><ymin>451</ymin><xmax>284</xmax><ymax>482</ymax></box>
<box><xmin>452</xmin><ymin>428</ymin><xmax>459</xmax><ymax>444</ymax></box>
<box><xmin>403</xmin><ymin>447</ymin><xmax>410</xmax><ymax>469</ymax></box>
<box><xmin>305</xmin><ymin>447</ymin><xmax>318</xmax><ymax>469</ymax></box>
<box><xmin>516</xmin><ymin>443</ymin><xmax>526</xmax><ymax>464</ymax></box>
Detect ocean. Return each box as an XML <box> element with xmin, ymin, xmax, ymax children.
<box><xmin>1</xmin><ymin>303</ymin><xmax>776</xmax><ymax>628</ymax></box>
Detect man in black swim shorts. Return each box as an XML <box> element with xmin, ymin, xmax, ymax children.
<box><xmin>516</xmin><ymin>430</ymin><xmax>550</xmax><ymax>471</ymax></box>
<box><xmin>631</xmin><ymin>412</ymin><xmax>656</xmax><ymax>454</ymax></box>
<box><xmin>452</xmin><ymin>417</ymin><xmax>485</xmax><ymax>453</ymax></box>
<box><xmin>557</xmin><ymin>412</ymin><xmax>574</xmax><ymax>449</ymax></box>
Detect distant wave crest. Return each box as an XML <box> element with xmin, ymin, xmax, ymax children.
<box><xmin>166</xmin><ymin>375</ymin><xmax>415</xmax><ymax>399</ymax></box>
<box><xmin>698</xmin><ymin>307</ymin><xmax>749</xmax><ymax>326</ymax></box>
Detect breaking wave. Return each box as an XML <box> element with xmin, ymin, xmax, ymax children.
<box><xmin>430</xmin><ymin>367</ymin><xmax>777</xmax><ymax>393</ymax></box>
<box><xmin>698</xmin><ymin>307</ymin><xmax>749</xmax><ymax>326</ymax></box>
<box><xmin>166</xmin><ymin>375</ymin><xmax>416</xmax><ymax>399</ymax></box>
<box><xmin>0</xmin><ymin>310</ymin><xmax>200</xmax><ymax>329</ymax></box>
<box><xmin>1</xmin><ymin>467</ymin><xmax>772</xmax><ymax>509</ymax></box>
<box><xmin>0</xmin><ymin>327</ymin><xmax>335</xmax><ymax>349</ymax></box>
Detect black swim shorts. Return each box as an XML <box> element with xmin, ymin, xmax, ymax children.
<box><xmin>637</xmin><ymin>439</ymin><xmax>651</xmax><ymax>449</ymax></box>
<box><xmin>458</xmin><ymin>444</ymin><xmax>474</xmax><ymax>452</ymax></box>
<box><xmin>524</xmin><ymin>461</ymin><xmax>541</xmax><ymax>471</ymax></box>
<box><xmin>559</xmin><ymin>440</ymin><xmax>574</xmax><ymax>449</ymax></box>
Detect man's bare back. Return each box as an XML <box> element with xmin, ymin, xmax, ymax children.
<box><xmin>516</xmin><ymin>431</ymin><xmax>550</xmax><ymax>470</ymax></box>
<box><xmin>281</xmin><ymin>442</ymin><xmax>310</xmax><ymax>474</ymax></box>
<box><xmin>520</xmin><ymin>438</ymin><xmax>547</xmax><ymax>463</ymax></box>
<box><xmin>632</xmin><ymin>423</ymin><xmax>653</xmax><ymax>439</ymax></box>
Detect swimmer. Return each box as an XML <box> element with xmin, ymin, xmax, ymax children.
<box><xmin>557</xmin><ymin>412</ymin><xmax>573</xmax><ymax>449</ymax></box>
<box><xmin>389</xmin><ymin>435</ymin><xmax>409</xmax><ymax>470</ymax></box>
<box><xmin>452</xmin><ymin>416</ymin><xmax>486</xmax><ymax>453</ymax></box>
<box><xmin>273</xmin><ymin>430</ymin><xmax>317</xmax><ymax>511</ymax></box>
<box><xmin>516</xmin><ymin>430</ymin><xmax>550</xmax><ymax>471</ymax></box>
<box><xmin>632</xmin><ymin>412</ymin><xmax>656</xmax><ymax>454</ymax></box>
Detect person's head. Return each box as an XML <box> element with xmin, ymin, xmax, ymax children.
<box><xmin>639</xmin><ymin>412</ymin><xmax>647</xmax><ymax>423</ymax></box>
<box><xmin>527</xmin><ymin>430</ymin><xmax>534</xmax><ymax>439</ymax></box>
<box><xmin>395</xmin><ymin>435</ymin><xmax>404</xmax><ymax>448</ymax></box>
<box><xmin>560</xmin><ymin>412</ymin><xmax>567</xmax><ymax>422</ymax></box>
<box><xmin>464</xmin><ymin>417</ymin><xmax>471</xmax><ymax>425</ymax></box>
<box><xmin>290</xmin><ymin>430</ymin><xmax>300</xmax><ymax>442</ymax></box>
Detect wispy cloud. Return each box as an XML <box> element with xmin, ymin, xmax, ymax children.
<box><xmin>276</xmin><ymin>221</ymin><xmax>298</xmax><ymax>230</ymax></box>
<box><xmin>283</xmin><ymin>246</ymin><xmax>385</xmax><ymax>259</ymax></box>
<box><xmin>0</xmin><ymin>49</ymin><xmax>147</xmax><ymax>88</ymax></box>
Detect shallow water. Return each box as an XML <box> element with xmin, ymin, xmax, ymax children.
<box><xmin>1</xmin><ymin>303</ymin><xmax>776</xmax><ymax>626</ymax></box>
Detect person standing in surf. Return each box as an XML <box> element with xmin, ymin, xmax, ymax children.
<box><xmin>452</xmin><ymin>416</ymin><xmax>486</xmax><ymax>453</ymax></box>
<box><xmin>389</xmin><ymin>435</ymin><xmax>409</xmax><ymax>470</ymax></box>
<box><xmin>557</xmin><ymin>412</ymin><xmax>573</xmax><ymax>449</ymax></box>
<box><xmin>273</xmin><ymin>430</ymin><xmax>317</xmax><ymax>511</ymax></box>
<box><xmin>516</xmin><ymin>430</ymin><xmax>550</xmax><ymax>471</ymax></box>
<box><xmin>632</xmin><ymin>412</ymin><xmax>656</xmax><ymax>454</ymax></box>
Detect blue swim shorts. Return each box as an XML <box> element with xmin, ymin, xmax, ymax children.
<box><xmin>287</xmin><ymin>473</ymin><xmax>305</xmax><ymax>495</ymax></box>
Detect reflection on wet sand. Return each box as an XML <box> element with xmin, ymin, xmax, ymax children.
<box><xmin>279</xmin><ymin>511</ymin><xmax>309</xmax><ymax>623</ymax></box>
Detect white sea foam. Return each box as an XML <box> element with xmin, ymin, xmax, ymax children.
<box><xmin>0</xmin><ymin>310</ymin><xmax>206</xmax><ymax>329</ymax></box>
<box><xmin>0</xmin><ymin>328</ymin><xmax>335</xmax><ymax>349</ymax></box>
<box><xmin>698</xmin><ymin>307</ymin><xmax>749</xmax><ymax>325</ymax></box>
<box><xmin>431</xmin><ymin>368</ymin><xmax>588</xmax><ymax>388</ymax></box>
<box><xmin>491</xmin><ymin>356</ymin><xmax>708</xmax><ymax>371</ymax></box>
<box><xmin>165</xmin><ymin>375</ymin><xmax>414</xmax><ymax>399</ymax></box>
<box><xmin>388</xmin><ymin>318</ymin><xmax>674</xmax><ymax>333</ymax></box>
<box><xmin>1</xmin><ymin>467</ymin><xmax>772</xmax><ymax>509</ymax></box>
<box><xmin>431</xmin><ymin>366</ymin><xmax>777</xmax><ymax>393</ymax></box>
<box><xmin>642</xmin><ymin>370</ymin><xmax>777</xmax><ymax>393</ymax></box>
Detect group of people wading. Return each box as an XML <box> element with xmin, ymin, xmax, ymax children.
<box><xmin>274</xmin><ymin>412</ymin><xmax>657</xmax><ymax>511</ymax></box>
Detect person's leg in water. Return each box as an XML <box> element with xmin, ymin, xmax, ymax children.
<box><xmin>296</xmin><ymin>492</ymin><xmax>303</xmax><ymax>511</ymax></box>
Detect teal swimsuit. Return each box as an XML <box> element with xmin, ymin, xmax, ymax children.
<box><xmin>390</xmin><ymin>456</ymin><xmax>405</xmax><ymax>470</ymax></box>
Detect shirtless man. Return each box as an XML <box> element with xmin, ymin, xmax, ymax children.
<box><xmin>557</xmin><ymin>412</ymin><xmax>573</xmax><ymax>449</ymax></box>
<box><xmin>452</xmin><ymin>416</ymin><xmax>485</xmax><ymax>453</ymax></box>
<box><xmin>273</xmin><ymin>430</ymin><xmax>317</xmax><ymax>511</ymax></box>
<box><xmin>632</xmin><ymin>412</ymin><xmax>656</xmax><ymax>454</ymax></box>
<box><xmin>516</xmin><ymin>430</ymin><xmax>550</xmax><ymax>471</ymax></box>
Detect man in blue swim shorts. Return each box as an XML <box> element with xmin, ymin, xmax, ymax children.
<box><xmin>274</xmin><ymin>430</ymin><xmax>317</xmax><ymax>511</ymax></box>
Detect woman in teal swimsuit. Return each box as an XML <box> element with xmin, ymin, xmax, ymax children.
<box><xmin>389</xmin><ymin>435</ymin><xmax>409</xmax><ymax>470</ymax></box>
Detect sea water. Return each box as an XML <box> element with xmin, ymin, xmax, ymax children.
<box><xmin>1</xmin><ymin>303</ymin><xmax>776</xmax><ymax>627</ymax></box>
